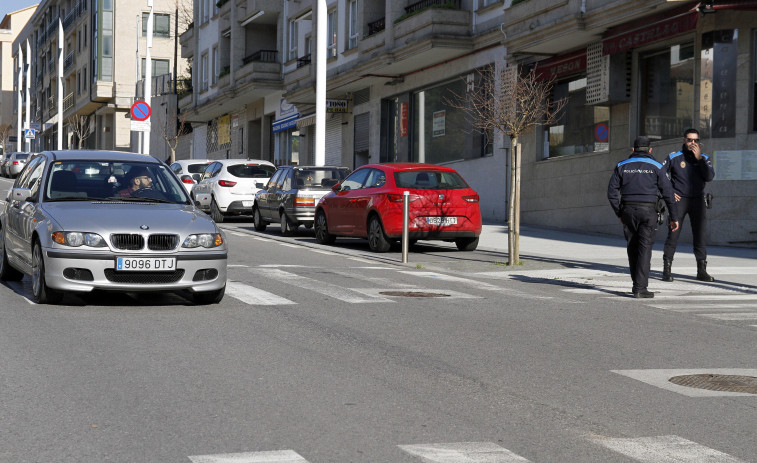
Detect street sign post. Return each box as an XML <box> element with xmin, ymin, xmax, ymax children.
<box><xmin>24</xmin><ymin>128</ymin><xmax>36</xmax><ymax>140</ymax></box>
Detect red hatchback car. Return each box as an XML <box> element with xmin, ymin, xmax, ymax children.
<box><xmin>314</xmin><ymin>163</ymin><xmax>482</xmax><ymax>252</ymax></box>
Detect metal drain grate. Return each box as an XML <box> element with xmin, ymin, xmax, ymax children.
<box><xmin>379</xmin><ymin>291</ymin><xmax>451</xmax><ymax>298</ymax></box>
<box><xmin>669</xmin><ymin>374</ymin><xmax>757</xmax><ymax>394</ymax></box>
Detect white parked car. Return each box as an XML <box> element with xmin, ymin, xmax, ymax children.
<box><xmin>170</xmin><ymin>159</ymin><xmax>213</xmax><ymax>194</ymax></box>
<box><xmin>192</xmin><ymin>159</ymin><xmax>276</xmax><ymax>223</ymax></box>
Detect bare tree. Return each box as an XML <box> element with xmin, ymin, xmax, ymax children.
<box><xmin>447</xmin><ymin>62</ymin><xmax>567</xmax><ymax>265</ymax></box>
<box><xmin>0</xmin><ymin>124</ymin><xmax>12</xmax><ymax>155</ymax></box>
<box><xmin>159</xmin><ymin>109</ymin><xmax>189</xmax><ymax>164</ymax></box>
<box><xmin>66</xmin><ymin>115</ymin><xmax>94</xmax><ymax>149</ymax></box>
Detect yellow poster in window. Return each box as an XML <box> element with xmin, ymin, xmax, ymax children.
<box><xmin>218</xmin><ymin>115</ymin><xmax>231</xmax><ymax>146</ymax></box>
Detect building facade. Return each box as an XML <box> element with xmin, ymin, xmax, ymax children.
<box><xmin>13</xmin><ymin>0</ymin><xmax>188</xmax><ymax>154</ymax></box>
<box><xmin>179</xmin><ymin>0</ymin><xmax>757</xmax><ymax>246</ymax></box>
<box><xmin>0</xmin><ymin>5</ymin><xmax>37</xmax><ymax>154</ymax></box>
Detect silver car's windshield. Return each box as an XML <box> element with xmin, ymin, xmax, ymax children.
<box><xmin>44</xmin><ymin>161</ymin><xmax>190</xmax><ymax>204</ymax></box>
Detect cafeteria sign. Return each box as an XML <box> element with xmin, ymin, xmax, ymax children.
<box><xmin>326</xmin><ymin>99</ymin><xmax>348</xmax><ymax>113</ymax></box>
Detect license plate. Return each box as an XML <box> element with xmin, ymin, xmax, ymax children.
<box><xmin>242</xmin><ymin>201</ymin><xmax>253</xmax><ymax>207</ymax></box>
<box><xmin>116</xmin><ymin>257</ymin><xmax>176</xmax><ymax>271</ymax></box>
<box><xmin>426</xmin><ymin>217</ymin><xmax>457</xmax><ymax>225</ymax></box>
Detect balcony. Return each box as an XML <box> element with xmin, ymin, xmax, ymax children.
<box><xmin>242</xmin><ymin>49</ymin><xmax>278</xmax><ymax>64</ymax></box>
<box><xmin>64</xmin><ymin>51</ymin><xmax>75</xmax><ymax>72</ymax></box>
<box><xmin>236</xmin><ymin>50</ymin><xmax>282</xmax><ymax>85</ymax></box>
<box><xmin>296</xmin><ymin>54</ymin><xmax>311</xmax><ymax>69</ymax></box>
<box><xmin>93</xmin><ymin>81</ymin><xmax>114</xmax><ymax>101</ymax></box>
<box><xmin>367</xmin><ymin>17</ymin><xmax>386</xmax><ymax>36</ymax></box>
<box><xmin>63</xmin><ymin>92</ymin><xmax>75</xmax><ymax>111</ymax></box>
<box><xmin>392</xmin><ymin>0</ymin><xmax>471</xmax><ymax>49</ymax></box>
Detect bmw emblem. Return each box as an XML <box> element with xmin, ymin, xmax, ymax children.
<box><xmin>140</xmin><ymin>225</ymin><xmax>150</xmax><ymax>230</ymax></box>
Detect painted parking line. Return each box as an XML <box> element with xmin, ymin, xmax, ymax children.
<box><xmin>590</xmin><ymin>435</ymin><xmax>746</xmax><ymax>462</ymax></box>
<box><xmin>226</xmin><ymin>281</ymin><xmax>296</xmax><ymax>306</ymax></box>
<box><xmin>399</xmin><ymin>442</ymin><xmax>530</xmax><ymax>462</ymax></box>
<box><xmin>188</xmin><ymin>450</ymin><xmax>309</xmax><ymax>463</ymax></box>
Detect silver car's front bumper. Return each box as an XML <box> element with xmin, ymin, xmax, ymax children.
<box><xmin>43</xmin><ymin>248</ymin><xmax>227</xmax><ymax>293</ymax></box>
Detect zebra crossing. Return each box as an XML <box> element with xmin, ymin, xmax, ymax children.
<box><xmin>187</xmin><ymin>435</ymin><xmax>748</xmax><ymax>462</ymax></box>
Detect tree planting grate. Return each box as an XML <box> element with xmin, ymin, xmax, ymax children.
<box><xmin>668</xmin><ymin>374</ymin><xmax>757</xmax><ymax>394</ymax></box>
<box><xmin>379</xmin><ymin>291</ymin><xmax>450</xmax><ymax>298</ymax></box>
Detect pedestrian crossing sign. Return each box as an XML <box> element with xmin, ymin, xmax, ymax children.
<box><xmin>24</xmin><ymin>128</ymin><xmax>36</xmax><ymax>139</ymax></box>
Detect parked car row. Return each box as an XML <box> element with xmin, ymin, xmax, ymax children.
<box><xmin>0</xmin><ymin>152</ymin><xmax>31</xmax><ymax>178</ymax></box>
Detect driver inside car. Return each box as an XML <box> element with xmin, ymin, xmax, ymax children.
<box><xmin>117</xmin><ymin>166</ymin><xmax>154</xmax><ymax>197</ymax></box>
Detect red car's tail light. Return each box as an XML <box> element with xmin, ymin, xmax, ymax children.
<box><xmin>182</xmin><ymin>177</ymin><xmax>196</xmax><ymax>184</ymax></box>
<box><xmin>462</xmin><ymin>194</ymin><xmax>479</xmax><ymax>203</ymax></box>
<box><xmin>218</xmin><ymin>180</ymin><xmax>237</xmax><ymax>187</ymax></box>
<box><xmin>387</xmin><ymin>194</ymin><xmax>419</xmax><ymax>203</ymax></box>
<box><xmin>294</xmin><ymin>196</ymin><xmax>315</xmax><ymax>207</ymax></box>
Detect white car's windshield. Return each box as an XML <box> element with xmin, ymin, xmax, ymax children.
<box><xmin>44</xmin><ymin>161</ymin><xmax>190</xmax><ymax>204</ymax></box>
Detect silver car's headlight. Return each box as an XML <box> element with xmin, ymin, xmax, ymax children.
<box><xmin>182</xmin><ymin>233</ymin><xmax>224</xmax><ymax>248</ymax></box>
<box><xmin>52</xmin><ymin>231</ymin><xmax>107</xmax><ymax>247</ymax></box>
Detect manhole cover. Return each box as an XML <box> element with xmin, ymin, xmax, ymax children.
<box><xmin>379</xmin><ymin>291</ymin><xmax>450</xmax><ymax>298</ymax></box>
<box><xmin>669</xmin><ymin>374</ymin><xmax>757</xmax><ymax>394</ymax></box>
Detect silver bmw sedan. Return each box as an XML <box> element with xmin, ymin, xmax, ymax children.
<box><xmin>0</xmin><ymin>150</ymin><xmax>227</xmax><ymax>305</ymax></box>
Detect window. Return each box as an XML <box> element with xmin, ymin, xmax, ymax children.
<box><xmin>212</xmin><ymin>46</ymin><xmax>218</xmax><ymax>85</ymax></box>
<box><xmin>327</xmin><ymin>10</ymin><xmax>337</xmax><ymax>58</ymax></box>
<box><xmin>288</xmin><ymin>19</ymin><xmax>298</xmax><ymax>61</ymax></box>
<box><xmin>483</xmin><ymin>0</ymin><xmax>499</xmax><ymax>6</ymax></box>
<box><xmin>548</xmin><ymin>77</ymin><xmax>610</xmax><ymax>157</ymax></box>
<box><xmin>201</xmin><ymin>0</ymin><xmax>210</xmax><ymax>24</ymax></box>
<box><xmin>639</xmin><ymin>42</ymin><xmax>695</xmax><ymax>141</ymax></box>
<box><xmin>340</xmin><ymin>168</ymin><xmax>370</xmax><ymax>190</ymax></box>
<box><xmin>701</xmin><ymin>30</ymin><xmax>738</xmax><ymax>138</ymax></box>
<box><xmin>200</xmin><ymin>52</ymin><xmax>208</xmax><ymax>91</ymax></box>
<box><xmin>141</xmin><ymin>59</ymin><xmax>170</xmax><ymax>78</ymax></box>
<box><xmin>348</xmin><ymin>0</ymin><xmax>359</xmax><ymax>50</ymax></box>
<box><xmin>142</xmin><ymin>13</ymin><xmax>171</xmax><ymax>38</ymax></box>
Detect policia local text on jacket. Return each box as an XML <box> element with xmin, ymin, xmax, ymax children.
<box><xmin>661</xmin><ymin>129</ymin><xmax>716</xmax><ymax>282</ymax></box>
<box><xmin>608</xmin><ymin>137</ymin><xmax>679</xmax><ymax>298</ymax></box>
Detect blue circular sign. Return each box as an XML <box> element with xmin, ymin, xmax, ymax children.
<box><xmin>594</xmin><ymin>123</ymin><xmax>609</xmax><ymax>142</ymax></box>
<box><xmin>131</xmin><ymin>101</ymin><xmax>151</xmax><ymax>121</ymax></box>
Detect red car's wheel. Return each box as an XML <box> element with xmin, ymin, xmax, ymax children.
<box><xmin>367</xmin><ymin>216</ymin><xmax>391</xmax><ymax>253</ymax></box>
<box><xmin>314</xmin><ymin>210</ymin><xmax>336</xmax><ymax>244</ymax></box>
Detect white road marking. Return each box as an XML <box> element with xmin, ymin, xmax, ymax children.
<box><xmin>399</xmin><ymin>442</ymin><xmax>531</xmax><ymax>462</ymax></box>
<box><xmin>227</xmin><ymin>231</ymin><xmax>247</xmax><ymax>237</ymax></box>
<box><xmin>590</xmin><ymin>435</ymin><xmax>746</xmax><ymax>462</ymax></box>
<box><xmin>226</xmin><ymin>281</ymin><xmax>296</xmax><ymax>305</ymax></box>
<box><xmin>188</xmin><ymin>450</ymin><xmax>309</xmax><ymax>463</ymax></box>
<box><xmin>277</xmin><ymin>243</ymin><xmax>300</xmax><ymax>248</ymax></box>
<box><xmin>403</xmin><ymin>271</ymin><xmax>552</xmax><ymax>299</ymax></box>
<box><xmin>650</xmin><ymin>304</ymin><xmax>757</xmax><ymax>312</ymax></box>
<box><xmin>651</xmin><ymin>294</ymin><xmax>757</xmax><ymax>300</ymax></box>
<box><xmin>353</xmin><ymin>288</ymin><xmax>482</xmax><ymax>300</ymax></box>
<box><xmin>227</xmin><ymin>264</ymin><xmax>249</xmax><ymax>268</ymax></box>
<box><xmin>347</xmin><ymin>256</ymin><xmax>376</xmax><ymax>263</ymax></box>
<box><xmin>249</xmin><ymin>268</ymin><xmax>394</xmax><ymax>303</ymax></box>
<box><xmin>325</xmin><ymin>268</ymin><xmax>418</xmax><ymax>289</ymax></box>
<box><xmin>611</xmin><ymin>369</ymin><xmax>757</xmax><ymax>397</ymax></box>
<box><xmin>252</xmin><ymin>237</ymin><xmax>274</xmax><ymax>242</ymax></box>
<box><xmin>307</xmin><ymin>248</ymin><xmax>335</xmax><ymax>255</ymax></box>
<box><xmin>258</xmin><ymin>264</ymin><xmax>306</xmax><ymax>268</ymax></box>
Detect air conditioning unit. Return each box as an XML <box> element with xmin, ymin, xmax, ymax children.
<box><xmin>586</xmin><ymin>41</ymin><xmax>630</xmax><ymax>105</ymax></box>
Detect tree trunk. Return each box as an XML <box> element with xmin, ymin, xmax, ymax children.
<box><xmin>513</xmin><ymin>141</ymin><xmax>521</xmax><ymax>264</ymax></box>
<box><xmin>170</xmin><ymin>147</ymin><xmax>176</xmax><ymax>164</ymax></box>
<box><xmin>508</xmin><ymin>137</ymin><xmax>518</xmax><ymax>266</ymax></box>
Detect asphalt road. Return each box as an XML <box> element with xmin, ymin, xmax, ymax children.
<box><xmin>1</xmin><ymin>176</ymin><xmax>755</xmax><ymax>463</ymax></box>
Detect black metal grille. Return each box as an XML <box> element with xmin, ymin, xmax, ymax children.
<box><xmin>147</xmin><ymin>234</ymin><xmax>179</xmax><ymax>251</ymax></box>
<box><xmin>104</xmin><ymin>269</ymin><xmax>185</xmax><ymax>284</ymax></box>
<box><xmin>63</xmin><ymin>268</ymin><xmax>94</xmax><ymax>281</ymax></box>
<box><xmin>111</xmin><ymin>234</ymin><xmax>145</xmax><ymax>250</ymax></box>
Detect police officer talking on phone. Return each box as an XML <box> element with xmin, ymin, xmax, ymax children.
<box><xmin>660</xmin><ymin>128</ymin><xmax>716</xmax><ymax>282</ymax></box>
<box><xmin>608</xmin><ymin>136</ymin><xmax>679</xmax><ymax>298</ymax></box>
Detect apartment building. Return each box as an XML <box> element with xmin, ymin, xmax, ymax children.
<box><xmin>179</xmin><ymin>0</ymin><xmax>757</xmax><ymax>246</ymax></box>
<box><xmin>500</xmin><ymin>0</ymin><xmax>757</xmax><ymax>246</ymax></box>
<box><xmin>14</xmin><ymin>0</ymin><xmax>187</xmax><ymax>153</ymax></box>
<box><xmin>0</xmin><ymin>5</ymin><xmax>37</xmax><ymax>154</ymax></box>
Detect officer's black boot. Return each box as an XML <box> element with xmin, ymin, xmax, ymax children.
<box><xmin>662</xmin><ymin>258</ymin><xmax>673</xmax><ymax>282</ymax></box>
<box><xmin>697</xmin><ymin>259</ymin><xmax>715</xmax><ymax>282</ymax></box>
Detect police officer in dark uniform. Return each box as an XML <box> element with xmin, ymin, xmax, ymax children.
<box><xmin>608</xmin><ymin>136</ymin><xmax>679</xmax><ymax>298</ymax></box>
<box><xmin>661</xmin><ymin>128</ymin><xmax>716</xmax><ymax>282</ymax></box>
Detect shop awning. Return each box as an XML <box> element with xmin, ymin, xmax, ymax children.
<box><xmin>296</xmin><ymin>113</ymin><xmax>316</xmax><ymax>129</ymax></box>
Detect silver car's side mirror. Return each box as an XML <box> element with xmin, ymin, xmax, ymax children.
<box><xmin>10</xmin><ymin>187</ymin><xmax>33</xmax><ymax>202</ymax></box>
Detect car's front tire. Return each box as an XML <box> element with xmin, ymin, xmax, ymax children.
<box><xmin>314</xmin><ymin>210</ymin><xmax>336</xmax><ymax>244</ymax></box>
<box><xmin>280</xmin><ymin>212</ymin><xmax>296</xmax><ymax>236</ymax></box>
<box><xmin>211</xmin><ymin>197</ymin><xmax>225</xmax><ymax>223</ymax></box>
<box><xmin>367</xmin><ymin>216</ymin><xmax>391</xmax><ymax>253</ymax></box>
<box><xmin>31</xmin><ymin>241</ymin><xmax>63</xmax><ymax>304</ymax></box>
<box><xmin>193</xmin><ymin>285</ymin><xmax>225</xmax><ymax>305</ymax></box>
<box><xmin>252</xmin><ymin>206</ymin><xmax>267</xmax><ymax>231</ymax></box>
<box><xmin>455</xmin><ymin>236</ymin><xmax>479</xmax><ymax>251</ymax></box>
<box><xmin>0</xmin><ymin>230</ymin><xmax>23</xmax><ymax>281</ymax></box>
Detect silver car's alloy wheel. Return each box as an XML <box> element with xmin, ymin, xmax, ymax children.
<box><xmin>367</xmin><ymin>216</ymin><xmax>391</xmax><ymax>253</ymax></box>
<box><xmin>32</xmin><ymin>242</ymin><xmax>63</xmax><ymax>304</ymax></box>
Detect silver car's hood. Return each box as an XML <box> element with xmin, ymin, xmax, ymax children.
<box><xmin>42</xmin><ymin>202</ymin><xmax>218</xmax><ymax>235</ymax></box>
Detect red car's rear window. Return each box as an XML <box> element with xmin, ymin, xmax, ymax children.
<box><xmin>393</xmin><ymin>170</ymin><xmax>469</xmax><ymax>189</ymax></box>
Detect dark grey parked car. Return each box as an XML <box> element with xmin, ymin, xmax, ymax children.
<box><xmin>252</xmin><ymin>165</ymin><xmax>350</xmax><ymax>236</ymax></box>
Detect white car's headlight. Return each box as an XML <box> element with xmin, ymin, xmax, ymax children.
<box><xmin>182</xmin><ymin>233</ymin><xmax>224</xmax><ymax>248</ymax></box>
<box><xmin>52</xmin><ymin>232</ymin><xmax>107</xmax><ymax>247</ymax></box>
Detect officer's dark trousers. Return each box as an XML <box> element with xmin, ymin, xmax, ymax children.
<box><xmin>663</xmin><ymin>195</ymin><xmax>707</xmax><ymax>261</ymax></box>
<box><xmin>621</xmin><ymin>204</ymin><xmax>658</xmax><ymax>292</ymax></box>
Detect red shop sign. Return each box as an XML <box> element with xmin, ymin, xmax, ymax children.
<box><xmin>603</xmin><ymin>12</ymin><xmax>698</xmax><ymax>55</ymax></box>
<box><xmin>534</xmin><ymin>50</ymin><xmax>586</xmax><ymax>81</ymax></box>
<box><xmin>400</xmin><ymin>102</ymin><xmax>409</xmax><ymax>137</ymax></box>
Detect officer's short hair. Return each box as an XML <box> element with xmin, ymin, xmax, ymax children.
<box><xmin>633</xmin><ymin>136</ymin><xmax>650</xmax><ymax>150</ymax></box>
<box><xmin>684</xmin><ymin>128</ymin><xmax>699</xmax><ymax>138</ymax></box>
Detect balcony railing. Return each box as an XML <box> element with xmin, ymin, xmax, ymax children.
<box><xmin>367</xmin><ymin>17</ymin><xmax>386</xmax><ymax>36</ymax></box>
<box><xmin>64</xmin><ymin>51</ymin><xmax>75</xmax><ymax>71</ymax></box>
<box><xmin>243</xmin><ymin>50</ymin><xmax>278</xmax><ymax>65</ymax></box>
<box><xmin>48</xmin><ymin>95</ymin><xmax>57</xmax><ymax>111</ymax></box>
<box><xmin>63</xmin><ymin>92</ymin><xmax>75</xmax><ymax>111</ymax></box>
<box><xmin>297</xmin><ymin>54</ymin><xmax>312</xmax><ymax>68</ymax></box>
<box><xmin>404</xmin><ymin>0</ymin><xmax>461</xmax><ymax>14</ymax></box>
<box><xmin>46</xmin><ymin>18</ymin><xmax>60</xmax><ymax>40</ymax></box>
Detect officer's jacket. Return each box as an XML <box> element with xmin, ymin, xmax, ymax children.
<box><xmin>663</xmin><ymin>148</ymin><xmax>715</xmax><ymax>198</ymax></box>
<box><xmin>607</xmin><ymin>151</ymin><xmax>678</xmax><ymax>221</ymax></box>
